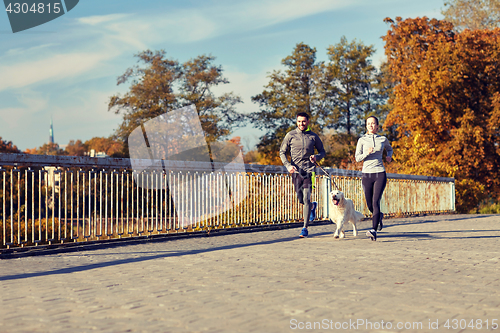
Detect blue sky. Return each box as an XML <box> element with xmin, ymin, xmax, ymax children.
<box><xmin>0</xmin><ymin>0</ymin><xmax>443</xmax><ymax>151</ymax></box>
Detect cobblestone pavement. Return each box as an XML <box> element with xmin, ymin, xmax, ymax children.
<box><xmin>1</xmin><ymin>214</ymin><xmax>499</xmax><ymax>333</ymax></box>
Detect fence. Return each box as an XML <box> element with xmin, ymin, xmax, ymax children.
<box><xmin>0</xmin><ymin>153</ymin><xmax>455</xmax><ymax>249</ymax></box>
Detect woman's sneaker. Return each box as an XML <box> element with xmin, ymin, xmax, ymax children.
<box><xmin>299</xmin><ymin>228</ymin><xmax>308</xmax><ymax>238</ymax></box>
<box><xmin>309</xmin><ymin>202</ymin><xmax>317</xmax><ymax>221</ymax></box>
<box><xmin>366</xmin><ymin>229</ymin><xmax>377</xmax><ymax>241</ymax></box>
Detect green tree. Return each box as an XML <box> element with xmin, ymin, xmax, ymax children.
<box><xmin>251</xmin><ymin>43</ymin><xmax>326</xmax><ymax>164</ymax></box>
<box><xmin>251</xmin><ymin>40</ymin><xmax>388</xmax><ymax>165</ymax></box>
<box><xmin>109</xmin><ymin>50</ymin><xmax>245</xmax><ymax>154</ymax></box>
<box><xmin>442</xmin><ymin>0</ymin><xmax>500</xmax><ymax>30</ymax></box>
<box><xmin>325</xmin><ymin>36</ymin><xmax>383</xmax><ymax>135</ymax></box>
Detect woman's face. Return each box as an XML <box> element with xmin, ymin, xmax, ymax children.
<box><xmin>366</xmin><ymin>117</ymin><xmax>379</xmax><ymax>134</ymax></box>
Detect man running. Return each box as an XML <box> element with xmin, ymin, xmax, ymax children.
<box><xmin>280</xmin><ymin>112</ymin><xmax>326</xmax><ymax>237</ymax></box>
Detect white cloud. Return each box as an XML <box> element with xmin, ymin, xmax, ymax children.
<box><xmin>75</xmin><ymin>11</ymin><xmax>217</xmax><ymax>47</ymax></box>
<box><xmin>74</xmin><ymin>0</ymin><xmax>357</xmax><ymax>47</ymax></box>
<box><xmin>233</xmin><ymin>0</ymin><xmax>352</xmax><ymax>27</ymax></box>
<box><xmin>4</xmin><ymin>43</ymin><xmax>59</xmax><ymax>57</ymax></box>
<box><xmin>3</xmin><ymin>0</ymin><xmax>355</xmax><ymax>93</ymax></box>
<box><xmin>0</xmin><ymin>88</ymin><xmax>122</xmax><ymax>150</ymax></box>
<box><xmin>0</xmin><ymin>51</ymin><xmax>118</xmax><ymax>91</ymax></box>
<box><xmin>77</xmin><ymin>14</ymin><xmax>129</xmax><ymax>26</ymax></box>
<box><xmin>0</xmin><ymin>93</ymin><xmax>48</xmax><ymax>128</ymax></box>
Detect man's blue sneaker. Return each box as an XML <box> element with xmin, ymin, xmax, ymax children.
<box><xmin>309</xmin><ymin>201</ymin><xmax>317</xmax><ymax>221</ymax></box>
<box><xmin>299</xmin><ymin>228</ymin><xmax>308</xmax><ymax>238</ymax></box>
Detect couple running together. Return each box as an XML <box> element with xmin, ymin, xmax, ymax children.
<box><xmin>279</xmin><ymin>112</ymin><xmax>393</xmax><ymax>241</ymax></box>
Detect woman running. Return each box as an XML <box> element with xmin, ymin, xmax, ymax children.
<box><xmin>355</xmin><ymin>116</ymin><xmax>393</xmax><ymax>241</ymax></box>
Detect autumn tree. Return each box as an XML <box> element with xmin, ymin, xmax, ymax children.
<box><xmin>243</xmin><ymin>149</ymin><xmax>262</xmax><ymax>164</ymax></box>
<box><xmin>84</xmin><ymin>137</ymin><xmax>125</xmax><ymax>157</ymax></box>
<box><xmin>383</xmin><ymin>16</ymin><xmax>500</xmax><ymax>212</ymax></box>
<box><xmin>442</xmin><ymin>0</ymin><xmax>500</xmax><ymax>30</ymax></box>
<box><xmin>251</xmin><ymin>41</ymin><xmax>388</xmax><ymax>165</ymax></box>
<box><xmin>109</xmin><ymin>50</ymin><xmax>245</xmax><ymax>156</ymax></box>
<box><xmin>25</xmin><ymin>142</ymin><xmax>65</xmax><ymax>155</ymax></box>
<box><xmin>0</xmin><ymin>137</ymin><xmax>21</xmax><ymax>153</ymax></box>
<box><xmin>65</xmin><ymin>140</ymin><xmax>86</xmax><ymax>156</ymax></box>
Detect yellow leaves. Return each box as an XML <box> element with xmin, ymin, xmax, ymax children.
<box><xmin>455</xmin><ymin>178</ymin><xmax>487</xmax><ymax>213</ymax></box>
<box><xmin>384</xmin><ymin>17</ymin><xmax>500</xmax><ymax>211</ymax></box>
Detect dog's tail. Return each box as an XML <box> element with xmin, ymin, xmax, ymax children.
<box><xmin>355</xmin><ymin>211</ymin><xmax>365</xmax><ymax>221</ymax></box>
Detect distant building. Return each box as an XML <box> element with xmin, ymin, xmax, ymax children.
<box><xmin>87</xmin><ymin>149</ymin><xmax>108</xmax><ymax>158</ymax></box>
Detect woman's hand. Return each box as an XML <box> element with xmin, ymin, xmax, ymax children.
<box><xmin>368</xmin><ymin>147</ymin><xmax>374</xmax><ymax>154</ymax></box>
<box><xmin>386</xmin><ymin>156</ymin><xmax>392</xmax><ymax>163</ymax></box>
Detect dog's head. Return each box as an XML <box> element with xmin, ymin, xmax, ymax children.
<box><xmin>330</xmin><ymin>190</ymin><xmax>344</xmax><ymax>206</ymax></box>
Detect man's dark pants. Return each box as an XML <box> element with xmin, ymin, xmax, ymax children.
<box><xmin>292</xmin><ymin>171</ymin><xmax>312</xmax><ymax>228</ymax></box>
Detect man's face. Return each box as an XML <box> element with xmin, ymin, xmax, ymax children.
<box><xmin>296</xmin><ymin>116</ymin><xmax>309</xmax><ymax>131</ymax></box>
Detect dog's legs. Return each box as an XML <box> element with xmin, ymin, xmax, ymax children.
<box><xmin>351</xmin><ymin>222</ymin><xmax>358</xmax><ymax>237</ymax></box>
<box><xmin>335</xmin><ymin>217</ymin><xmax>346</xmax><ymax>239</ymax></box>
<box><xmin>333</xmin><ymin>222</ymin><xmax>340</xmax><ymax>238</ymax></box>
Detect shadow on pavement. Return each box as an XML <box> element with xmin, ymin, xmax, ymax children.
<box><xmin>378</xmin><ymin>228</ymin><xmax>500</xmax><ymax>242</ymax></box>
<box><xmin>1</xmin><ymin>217</ymin><xmax>498</xmax><ymax>281</ymax></box>
<box><xmin>0</xmin><ymin>233</ymin><xmax>333</xmax><ymax>282</ymax></box>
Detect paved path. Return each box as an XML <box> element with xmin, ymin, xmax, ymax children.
<box><xmin>1</xmin><ymin>214</ymin><xmax>499</xmax><ymax>333</ymax></box>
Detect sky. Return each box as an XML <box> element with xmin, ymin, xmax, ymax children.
<box><xmin>0</xmin><ymin>0</ymin><xmax>444</xmax><ymax>152</ymax></box>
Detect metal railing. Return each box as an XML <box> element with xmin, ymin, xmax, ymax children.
<box><xmin>0</xmin><ymin>153</ymin><xmax>455</xmax><ymax>249</ymax></box>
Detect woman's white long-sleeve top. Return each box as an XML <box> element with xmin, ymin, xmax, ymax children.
<box><xmin>355</xmin><ymin>134</ymin><xmax>393</xmax><ymax>173</ymax></box>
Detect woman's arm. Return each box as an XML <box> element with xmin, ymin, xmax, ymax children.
<box><xmin>384</xmin><ymin>138</ymin><xmax>393</xmax><ymax>163</ymax></box>
<box><xmin>355</xmin><ymin>138</ymin><xmax>369</xmax><ymax>162</ymax></box>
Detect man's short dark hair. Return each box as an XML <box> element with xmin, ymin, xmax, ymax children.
<box><xmin>296</xmin><ymin>112</ymin><xmax>310</xmax><ymax>120</ymax></box>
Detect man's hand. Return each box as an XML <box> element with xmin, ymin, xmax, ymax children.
<box><xmin>309</xmin><ymin>155</ymin><xmax>317</xmax><ymax>163</ymax></box>
<box><xmin>287</xmin><ymin>166</ymin><xmax>297</xmax><ymax>173</ymax></box>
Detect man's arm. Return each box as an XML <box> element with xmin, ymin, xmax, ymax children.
<box><xmin>279</xmin><ymin>133</ymin><xmax>296</xmax><ymax>173</ymax></box>
<box><xmin>279</xmin><ymin>133</ymin><xmax>292</xmax><ymax>168</ymax></box>
<box><xmin>312</xmin><ymin>134</ymin><xmax>326</xmax><ymax>162</ymax></box>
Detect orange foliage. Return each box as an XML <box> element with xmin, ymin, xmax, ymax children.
<box><xmin>85</xmin><ymin>137</ymin><xmax>125</xmax><ymax>157</ymax></box>
<box><xmin>383</xmin><ymin>17</ymin><xmax>500</xmax><ymax>211</ymax></box>
<box><xmin>23</xmin><ymin>147</ymin><xmax>37</xmax><ymax>154</ymax></box>
<box><xmin>228</xmin><ymin>136</ymin><xmax>244</xmax><ymax>153</ymax></box>
<box><xmin>0</xmin><ymin>137</ymin><xmax>20</xmax><ymax>153</ymax></box>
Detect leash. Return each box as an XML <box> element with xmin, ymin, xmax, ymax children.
<box><xmin>313</xmin><ymin>160</ymin><xmax>341</xmax><ymax>191</ymax></box>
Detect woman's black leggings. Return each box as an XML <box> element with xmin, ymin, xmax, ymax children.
<box><xmin>362</xmin><ymin>172</ymin><xmax>387</xmax><ymax>230</ymax></box>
